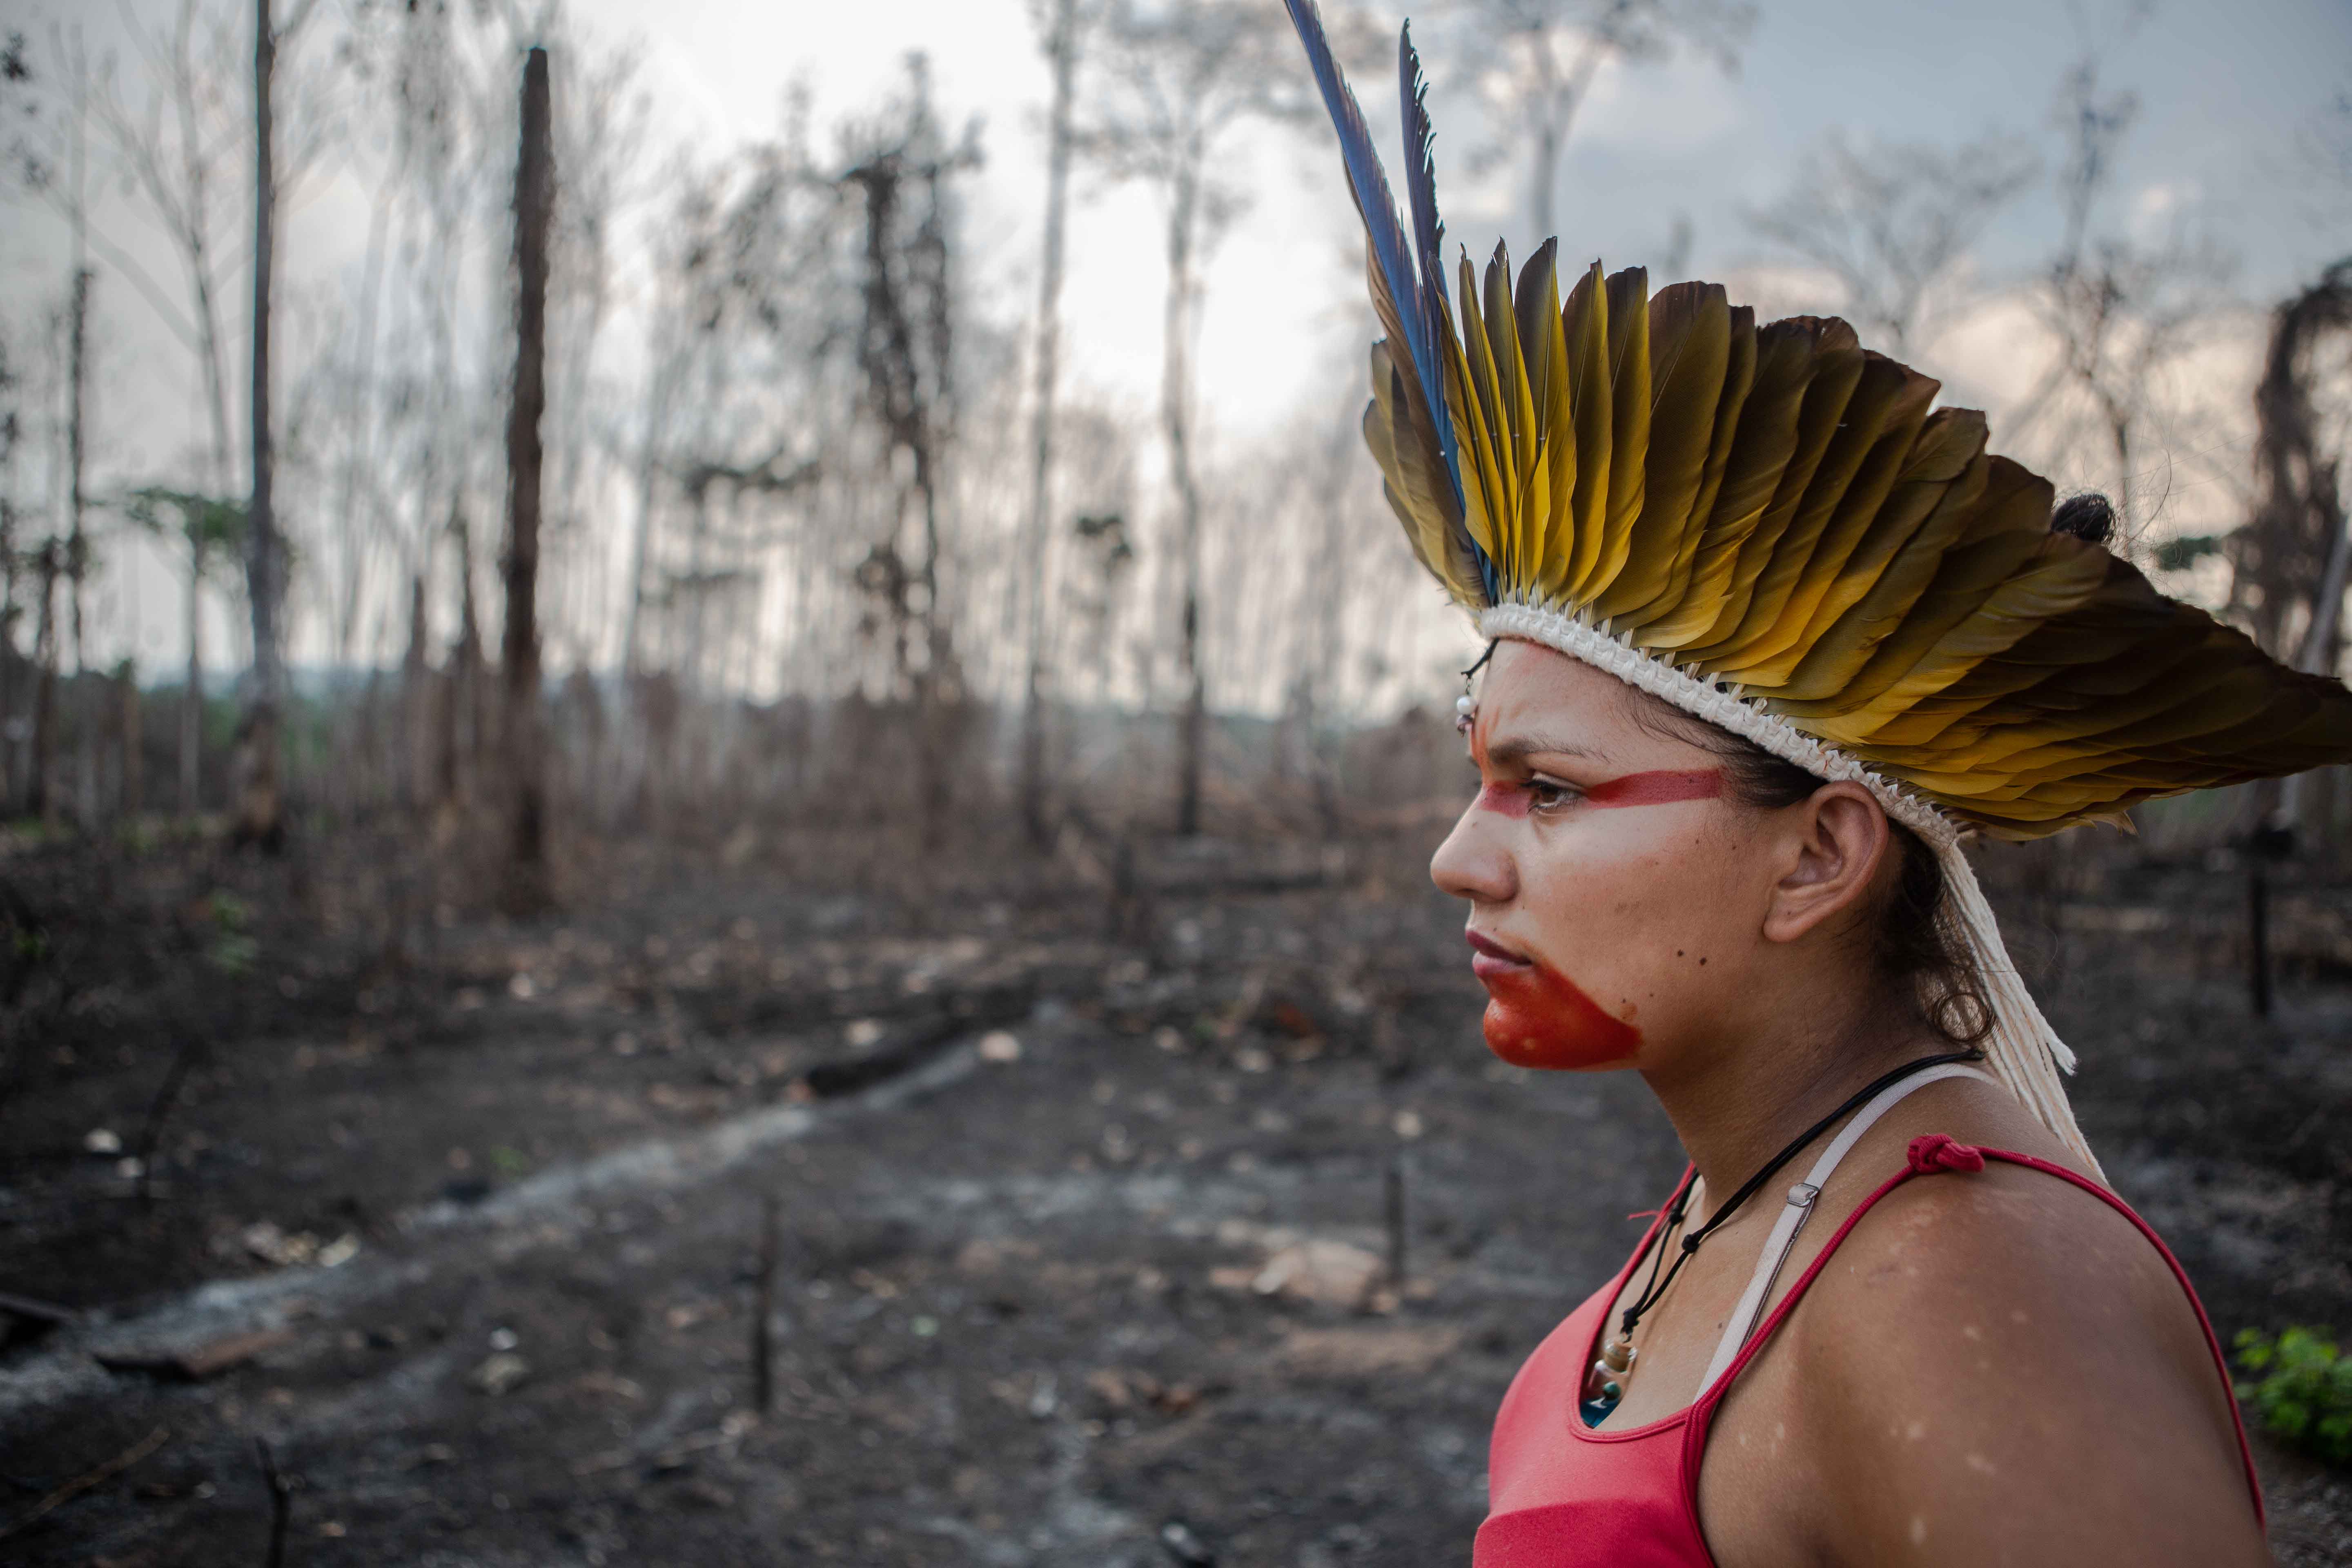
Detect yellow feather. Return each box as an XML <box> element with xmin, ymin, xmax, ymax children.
<box><xmin>1556</xmin><ymin>263</ymin><xmax>1612</xmax><ymax>599</ymax></box>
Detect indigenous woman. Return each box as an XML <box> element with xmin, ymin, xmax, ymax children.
<box><xmin>1280</xmin><ymin>4</ymin><xmax>2351</xmax><ymax>1562</ymax></box>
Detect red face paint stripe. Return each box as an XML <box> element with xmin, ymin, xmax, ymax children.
<box><xmin>1474</xmin><ymin>782</ymin><xmax>1531</xmax><ymax>818</ymax></box>
<box><xmin>1583</xmin><ymin>768</ymin><xmax>1722</xmax><ymax>808</ymax></box>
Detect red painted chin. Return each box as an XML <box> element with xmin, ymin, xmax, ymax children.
<box><xmin>1468</xmin><ymin>937</ymin><xmax>1641</xmax><ymax>1071</ymax></box>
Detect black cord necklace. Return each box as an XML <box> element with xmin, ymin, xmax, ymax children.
<box><xmin>1581</xmin><ymin>1048</ymin><xmax>1984</xmax><ymax>1419</ymax></box>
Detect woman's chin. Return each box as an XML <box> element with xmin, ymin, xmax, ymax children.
<box><xmin>1481</xmin><ymin>1004</ymin><xmax>1642</xmax><ymax>1073</ymax></box>
<box><xmin>1474</xmin><ymin>955</ymin><xmax>1644</xmax><ymax>1071</ymax></box>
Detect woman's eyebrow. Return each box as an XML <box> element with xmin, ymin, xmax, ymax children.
<box><xmin>1479</xmin><ymin>733</ymin><xmax>1613</xmax><ymax>767</ymax></box>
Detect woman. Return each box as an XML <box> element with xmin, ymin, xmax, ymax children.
<box><xmin>1443</xmin><ymin>637</ymin><xmax>2266</xmax><ymax>1564</ymax></box>
<box><xmin>1277</xmin><ymin>3</ymin><xmax>2350</xmax><ymax>1561</ymax></box>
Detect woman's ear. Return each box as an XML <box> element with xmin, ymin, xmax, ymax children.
<box><xmin>1760</xmin><ymin>783</ymin><xmax>1891</xmax><ymax>946</ymax></box>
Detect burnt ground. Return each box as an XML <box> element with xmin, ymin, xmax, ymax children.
<box><xmin>2</xmin><ymin>826</ymin><xmax>2350</xmax><ymax>1566</ymax></box>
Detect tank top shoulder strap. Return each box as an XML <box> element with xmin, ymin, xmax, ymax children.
<box><xmin>1695</xmin><ymin>1064</ymin><xmax>1991</xmax><ymax>1390</ymax></box>
<box><xmin>1685</xmin><ymin>1137</ymin><xmax>2266</xmax><ymax>1527</ymax></box>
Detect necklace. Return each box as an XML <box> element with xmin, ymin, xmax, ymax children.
<box><xmin>1580</xmin><ymin>1049</ymin><xmax>1984</xmax><ymax>1424</ymax></box>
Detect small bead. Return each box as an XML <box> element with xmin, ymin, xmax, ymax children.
<box><xmin>1455</xmin><ymin>695</ymin><xmax>1475</xmax><ymax>716</ymax></box>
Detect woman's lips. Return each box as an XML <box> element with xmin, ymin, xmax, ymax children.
<box><xmin>1466</xmin><ymin>929</ymin><xmax>1532</xmax><ymax>980</ymax></box>
<box><xmin>1461</xmin><ymin>930</ymin><xmax>1642</xmax><ymax>1070</ymax></box>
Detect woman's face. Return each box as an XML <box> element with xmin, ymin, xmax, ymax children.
<box><xmin>1430</xmin><ymin>639</ymin><xmax>1782</xmax><ymax>1076</ymax></box>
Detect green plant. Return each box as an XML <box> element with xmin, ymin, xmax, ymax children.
<box><xmin>202</xmin><ymin>892</ymin><xmax>257</xmax><ymax>976</ymax></box>
<box><xmin>2234</xmin><ymin>1326</ymin><xmax>2352</xmax><ymax>1465</ymax></box>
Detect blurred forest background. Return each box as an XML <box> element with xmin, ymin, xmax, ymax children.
<box><xmin>2</xmin><ymin>0</ymin><xmax>2352</xmax><ymax>1562</ymax></box>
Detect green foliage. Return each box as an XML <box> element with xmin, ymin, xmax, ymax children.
<box><xmin>2235</xmin><ymin>1325</ymin><xmax>2352</xmax><ymax>1465</ymax></box>
<box><xmin>201</xmin><ymin>891</ymin><xmax>258</xmax><ymax>976</ymax></box>
<box><xmin>120</xmin><ymin>486</ymin><xmax>247</xmax><ymax>580</ymax></box>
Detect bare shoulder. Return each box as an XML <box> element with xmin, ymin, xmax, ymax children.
<box><xmin>1780</xmin><ymin>1155</ymin><xmax>2265</xmax><ymax>1567</ymax></box>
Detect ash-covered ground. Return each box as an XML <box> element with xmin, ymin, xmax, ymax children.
<box><xmin>2</xmin><ymin>829</ymin><xmax>2348</xmax><ymax>1564</ymax></box>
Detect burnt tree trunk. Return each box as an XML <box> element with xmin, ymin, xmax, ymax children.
<box><xmin>117</xmin><ymin>662</ymin><xmax>141</xmax><ymax>818</ymax></box>
<box><xmin>402</xmin><ymin>572</ymin><xmax>430</xmax><ymax>813</ymax></box>
<box><xmin>1163</xmin><ymin>158</ymin><xmax>1206</xmax><ymax>837</ymax></box>
<box><xmin>1019</xmin><ymin>0</ymin><xmax>1082</xmax><ymax>851</ymax></box>
<box><xmin>501</xmin><ymin>47</ymin><xmax>554</xmax><ymax>915</ymax></box>
<box><xmin>234</xmin><ymin>0</ymin><xmax>287</xmax><ymax>850</ymax></box>
<box><xmin>180</xmin><ymin>533</ymin><xmax>203</xmax><ymax>813</ymax></box>
<box><xmin>842</xmin><ymin>90</ymin><xmax>974</xmax><ymax>853</ymax></box>
<box><xmin>65</xmin><ymin>267</ymin><xmax>90</xmax><ymax>678</ymax></box>
<box><xmin>27</xmin><ymin>543</ymin><xmax>58</xmax><ymax>819</ymax></box>
<box><xmin>448</xmin><ymin>507</ymin><xmax>483</xmax><ymax>812</ymax></box>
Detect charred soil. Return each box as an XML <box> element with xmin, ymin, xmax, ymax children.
<box><xmin>2</xmin><ymin>826</ymin><xmax>2347</xmax><ymax>1564</ymax></box>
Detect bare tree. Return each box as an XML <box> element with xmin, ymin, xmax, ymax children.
<box><xmin>1017</xmin><ymin>0</ymin><xmax>1105</xmax><ymax>849</ymax></box>
<box><xmin>26</xmin><ymin>490</ymin><xmax>59</xmax><ymax>819</ymax></box>
<box><xmin>838</xmin><ymin>60</ymin><xmax>982</xmax><ymax>848</ymax></box>
<box><xmin>123</xmin><ymin>487</ymin><xmax>243</xmax><ymax>814</ymax></box>
<box><xmin>235</xmin><ymin>0</ymin><xmax>301</xmax><ymax>847</ymax></box>
<box><xmin>2012</xmin><ymin>54</ymin><xmax>2235</xmax><ymax>545</ymax></box>
<box><xmin>543</xmin><ymin>40</ymin><xmax>649</xmax><ymax>674</ymax></box>
<box><xmin>60</xmin><ymin>27</ymin><xmax>90</xmax><ymax>680</ymax></box>
<box><xmin>618</xmin><ymin>198</ymin><xmax>696</xmax><ymax>679</ymax></box>
<box><xmin>92</xmin><ymin>0</ymin><xmax>250</xmax><ymax>815</ymax></box>
<box><xmin>501</xmin><ymin>45</ymin><xmax>553</xmax><ymax>913</ymax></box>
<box><xmin>0</xmin><ymin>311</ymin><xmax>22</xmax><ymax>811</ymax></box>
<box><xmin>1746</xmin><ymin>130</ymin><xmax>2038</xmax><ymax>357</ymax></box>
<box><xmin>95</xmin><ymin>0</ymin><xmax>243</xmax><ymax>502</ymax></box>
<box><xmin>1447</xmin><ymin>0</ymin><xmax>1752</xmax><ymax>242</ymax></box>
<box><xmin>2227</xmin><ymin>261</ymin><xmax>2352</xmax><ymax>667</ymax></box>
<box><xmin>2294</xmin><ymin>88</ymin><xmax>2352</xmax><ymax>242</ymax></box>
<box><xmin>1085</xmin><ymin>0</ymin><xmax>1310</xmax><ymax>835</ymax></box>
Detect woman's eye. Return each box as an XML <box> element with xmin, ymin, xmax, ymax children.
<box><xmin>1526</xmin><ymin>780</ymin><xmax>1582</xmax><ymax>812</ymax></box>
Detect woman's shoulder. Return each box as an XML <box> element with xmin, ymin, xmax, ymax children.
<box><xmin>1798</xmin><ymin>1142</ymin><xmax>2190</xmax><ymax>1365</ymax></box>
<box><xmin>1774</xmin><ymin>1136</ymin><xmax>2264</xmax><ymax>1564</ymax></box>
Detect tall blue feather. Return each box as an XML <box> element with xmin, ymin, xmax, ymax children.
<box><xmin>1281</xmin><ymin>0</ymin><xmax>1463</xmax><ymax>518</ymax></box>
<box><xmin>1397</xmin><ymin>35</ymin><xmax>1458</xmax><ymax>450</ymax></box>
<box><xmin>1396</xmin><ymin>24</ymin><xmax>1490</xmax><ymax>600</ymax></box>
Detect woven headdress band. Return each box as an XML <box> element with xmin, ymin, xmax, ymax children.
<box><xmin>1285</xmin><ymin>0</ymin><xmax>2352</xmax><ymax>1171</ymax></box>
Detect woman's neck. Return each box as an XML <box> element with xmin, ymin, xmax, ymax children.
<box><xmin>1640</xmin><ymin>1000</ymin><xmax>1936</xmax><ymax>1223</ymax></box>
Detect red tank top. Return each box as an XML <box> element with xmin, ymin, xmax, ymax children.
<box><xmin>1475</xmin><ymin>1137</ymin><xmax>2264</xmax><ymax>1566</ymax></box>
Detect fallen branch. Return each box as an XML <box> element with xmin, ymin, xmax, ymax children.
<box><xmin>0</xmin><ymin>1425</ymin><xmax>169</xmax><ymax>1540</ymax></box>
<box><xmin>569</xmin><ymin>1415</ymin><xmax>753</xmax><ymax>1477</ymax></box>
<box><xmin>797</xmin><ymin>988</ymin><xmax>1032</xmax><ymax>1099</ymax></box>
<box><xmin>0</xmin><ymin>1290</ymin><xmax>78</xmax><ymax>1327</ymax></box>
<box><xmin>95</xmin><ymin>1326</ymin><xmax>292</xmax><ymax>1382</ymax></box>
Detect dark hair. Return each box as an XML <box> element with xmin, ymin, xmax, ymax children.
<box><xmin>1619</xmin><ymin>688</ymin><xmax>1991</xmax><ymax>1047</ymax></box>
<box><xmin>2050</xmin><ymin>491</ymin><xmax>2117</xmax><ymax>546</ymax></box>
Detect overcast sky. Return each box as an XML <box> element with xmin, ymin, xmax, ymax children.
<box><xmin>4</xmin><ymin>0</ymin><xmax>2348</xmax><ymax>674</ymax></box>
<box><xmin>549</xmin><ymin>0</ymin><xmax>2352</xmax><ymax>425</ymax></box>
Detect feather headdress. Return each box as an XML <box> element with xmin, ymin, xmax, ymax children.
<box><xmin>1284</xmin><ymin>0</ymin><xmax>2352</xmax><ymax>1169</ymax></box>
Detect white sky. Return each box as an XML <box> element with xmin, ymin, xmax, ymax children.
<box><xmin>4</xmin><ymin>0</ymin><xmax>2348</xmax><ymax>680</ymax></box>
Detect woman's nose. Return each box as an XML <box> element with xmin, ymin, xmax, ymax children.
<box><xmin>1430</xmin><ymin>801</ymin><xmax>1518</xmax><ymax>905</ymax></box>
